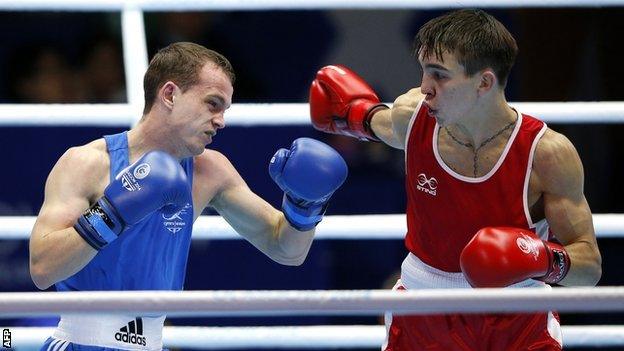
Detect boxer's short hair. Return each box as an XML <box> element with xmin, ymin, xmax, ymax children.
<box><xmin>143</xmin><ymin>42</ymin><xmax>235</xmax><ymax>114</ymax></box>
<box><xmin>414</xmin><ymin>9</ymin><xmax>518</xmax><ymax>88</ymax></box>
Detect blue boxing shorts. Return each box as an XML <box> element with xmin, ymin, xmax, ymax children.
<box><xmin>40</xmin><ymin>337</ymin><xmax>171</xmax><ymax>351</ymax></box>
<box><xmin>40</xmin><ymin>315</ymin><xmax>166</xmax><ymax>351</ymax></box>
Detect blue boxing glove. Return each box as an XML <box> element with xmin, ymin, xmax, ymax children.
<box><xmin>269</xmin><ymin>138</ymin><xmax>348</xmax><ymax>231</ymax></box>
<box><xmin>74</xmin><ymin>150</ymin><xmax>190</xmax><ymax>250</ymax></box>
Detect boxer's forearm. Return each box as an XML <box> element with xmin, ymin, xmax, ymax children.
<box><xmin>370</xmin><ymin>108</ymin><xmax>401</xmax><ymax>148</ymax></box>
<box><xmin>558</xmin><ymin>240</ymin><xmax>602</xmax><ymax>286</ymax></box>
<box><xmin>271</xmin><ymin>214</ymin><xmax>315</xmax><ymax>266</ymax></box>
<box><xmin>29</xmin><ymin>227</ymin><xmax>97</xmax><ymax>290</ymax></box>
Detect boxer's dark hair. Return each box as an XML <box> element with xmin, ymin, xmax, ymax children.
<box><xmin>143</xmin><ymin>42</ymin><xmax>235</xmax><ymax>114</ymax></box>
<box><xmin>413</xmin><ymin>9</ymin><xmax>517</xmax><ymax>88</ymax></box>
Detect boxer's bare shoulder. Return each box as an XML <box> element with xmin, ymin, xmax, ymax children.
<box><xmin>194</xmin><ymin>149</ymin><xmax>241</xmax><ymax>187</ymax></box>
<box><xmin>390</xmin><ymin>87</ymin><xmax>426</xmax><ymax>146</ymax></box>
<box><xmin>48</xmin><ymin>139</ymin><xmax>110</xmax><ymax>204</ymax></box>
<box><xmin>532</xmin><ymin>128</ymin><xmax>583</xmax><ymax>197</ymax></box>
<box><xmin>192</xmin><ymin>149</ymin><xmax>245</xmax><ymax>218</ymax></box>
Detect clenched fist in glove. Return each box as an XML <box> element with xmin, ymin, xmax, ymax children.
<box><xmin>460</xmin><ymin>227</ymin><xmax>571</xmax><ymax>287</ymax></box>
<box><xmin>269</xmin><ymin>138</ymin><xmax>348</xmax><ymax>231</ymax></box>
<box><xmin>309</xmin><ymin>65</ymin><xmax>388</xmax><ymax>141</ymax></box>
<box><xmin>74</xmin><ymin>150</ymin><xmax>190</xmax><ymax>250</ymax></box>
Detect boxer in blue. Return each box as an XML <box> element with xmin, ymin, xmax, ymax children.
<box><xmin>29</xmin><ymin>42</ymin><xmax>348</xmax><ymax>351</ymax></box>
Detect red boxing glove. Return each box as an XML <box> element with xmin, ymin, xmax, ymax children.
<box><xmin>309</xmin><ymin>65</ymin><xmax>389</xmax><ymax>142</ymax></box>
<box><xmin>460</xmin><ymin>227</ymin><xmax>571</xmax><ymax>288</ymax></box>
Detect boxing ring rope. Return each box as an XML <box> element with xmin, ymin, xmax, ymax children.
<box><xmin>2</xmin><ymin>289</ymin><xmax>624</xmax><ymax>348</ymax></box>
<box><xmin>3</xmin><ymin>325</ymin><xmax>624</xmax><ymax>348</ymax></box>
<box><xmin>1</xmin><ymin>102</ymin><xmax>624</xmax><ymax>127</ymax></box>
<box><xmin>0</xmin><ymin>1</ymin><xmax>621</xmax><ymax>128</ymax></box>
<box><xmin>0</xmin><ymin>0</ymin><xmax>622</xmax><ymax>11</ymax></box>
<box><xmin>2</xmin><ymin>288</ymin><xmax>624</xmax><ymax>317</ymax></box>
<box><xmin>1</xmin><ymin>214</ymin><xmax>623</xmax><ymax>240</ymax></box>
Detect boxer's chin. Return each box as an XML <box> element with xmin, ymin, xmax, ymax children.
<box><xmin>434</xmin><ymin>116</ymin><xmax>446</xmax><ymax>127</ymax></box>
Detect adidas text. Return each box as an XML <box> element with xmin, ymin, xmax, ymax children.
<box><xmin>115</xmin><ymin>331</ymin><xmax>146</xmax><ymax>346</ymax></box>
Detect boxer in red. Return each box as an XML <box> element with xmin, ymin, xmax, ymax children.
<box><xmin>309</xmin><ymin>9</ymin><xmax>602</xmax><ymax>350</ymax></box>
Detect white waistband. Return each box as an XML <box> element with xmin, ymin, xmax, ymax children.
<box><xmin>400</xmin><ymin>253</ymin><xmax>546</xmax><ymax>289</ymax></box>
<box><xmin>52</xmin><ymin>314</ymin><xmax>165</xmax><ymax>350</ymax></box>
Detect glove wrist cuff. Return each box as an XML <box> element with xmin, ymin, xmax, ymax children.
<box><xmin>347</xmin><ymin>101</ymin><xmax>388</xmax><ymax>142</ymax></box>
<box><xmin>74</xmin><ymin>197</ymin><xmax>126</xmax><ymax>250</ymax></box>
<box><xmin>281</xmin><ymin>194</ymin><xmax>327</xmax><ymax>231</ymax></box>
<box><xmin>538</xmin><ymin>241</ymin><xmax>571</xmax><ymax>284</ymax></box>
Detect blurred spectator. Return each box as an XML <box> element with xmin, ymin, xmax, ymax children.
<box><xmin>152</xmin><ymin>12</ymin><xmax>213</xmax><ymax>44</ymax></box>
<box><xmin>8</xmin><ymin>45</ymin><xmax>88</xmax><ymax>103</ymax></box>
<box><xmin>6</xmin><ymin>37</ymin><xmax>126</xmax><ymax>104</ymax></box>
<box><xmin>81</xmin><ymin>38</ymin><xmax>126</xmax><ymax>103</ymax></box>
<box><xmin>147</xmin><ymin>11</ymin><xmax>337</xmax><ymax>102</ymax></box>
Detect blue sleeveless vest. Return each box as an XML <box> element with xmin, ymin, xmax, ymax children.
<box><xmin>56</xmin><ymin>132</ymin><xmax>194</xmax><ymax>291</ymax></box>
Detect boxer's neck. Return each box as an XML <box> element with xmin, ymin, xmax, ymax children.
<box><xmin>126</xmin><ymin>121</ymin><xmax>183</xmax><ymax>162</ymax></box>
<box><xmin>448</xmin><ymin>97</ymin><xmax>516</xmax><ymax>147</ymax></box>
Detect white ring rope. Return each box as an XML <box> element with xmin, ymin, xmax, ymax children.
<box><xmin>1</xmin><ymin>288</ymin><xmax>624</xmax><ymax>318</ymax></box>
<box><xmin>2</xmin><ymin>325</ymin><xmax>623</xmax><ymax>348</ymax></box>
<box><xmin>1</xmin><ymin>214</ymin><xmax>622</xmax><ymax>240</ymax></box>
<box><xmin>0</xmin><ymin>0</ymin><xmax>622</xmax><ymax>11</ymax></box>
<box><xmin>1</xmin><ymin>3</ymin><xmax>623</xmax><ymax>128</ymax></box>
<box><xmin>121</xmin><ymin>8</ymin><xmax>149</xmax><ymax>124</ymax></box>
<box><xmin>1</xmin><ymin>102</ymin><xmax>624</xmax><ymax>127</ymax></box>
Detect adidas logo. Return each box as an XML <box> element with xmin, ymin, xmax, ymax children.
<box><xmin>114</xmin><ymin>317</ymin><xmax>147</xmax><ymax>346</ymax></box>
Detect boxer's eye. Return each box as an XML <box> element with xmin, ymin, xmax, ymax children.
<box><xmin>433</xmin><ymin>71</ymin><xmax>447</xmax><ymax>80</ymax></box>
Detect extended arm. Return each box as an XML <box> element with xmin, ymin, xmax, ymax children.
<box><xmin>309</xmin><ymin>65</ymin><xmax>422</xmax><ymax>149</ymax></box>
<box><xmin>211</xmin><ymin>180</ymin><xmax>314</xmax><ymax>266</ymax></box>
<box><xmin>207</xmin><ymin>139</ymin><xmax>347</xmax><ymax>266</ymax></box>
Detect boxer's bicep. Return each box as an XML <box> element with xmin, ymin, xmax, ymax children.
<box><xmin>536</xmin><ymin>131</ymin><xmax>601</xmax><ymax>286</ymax></box>
<box><xmin>205</xmin><ymin>152</ymin><xmax>279</xmax><ymax>245</ymax></box>
<box><xmin>33</xmin><ymin>148</ymin><xmax>98</xmax><ymax>236</ymax></box>
<box><xmin>537</xmin><ymin>131</ymin><xmax>593</xmax><ymax>245</ymax></box>
<box><xmin>213</xmin><ymin>169</ymin><xmax>315</xmax><ymax>266</ymax></box>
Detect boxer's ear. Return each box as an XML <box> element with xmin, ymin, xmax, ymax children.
<box><xmin>477</xmin><ymin>69</ymin><xmax>497</xmax><ymax>96</ymax></box>
<box><xmin>160</xmin><ymin>81</ymin><xmax>178</xmax><ymax>109</ymax></box>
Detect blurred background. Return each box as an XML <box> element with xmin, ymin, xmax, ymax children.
<box><xmin>0</xmin><ymin>7</ymin><xmax>623</xmax><ymax>351</ymax></box>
